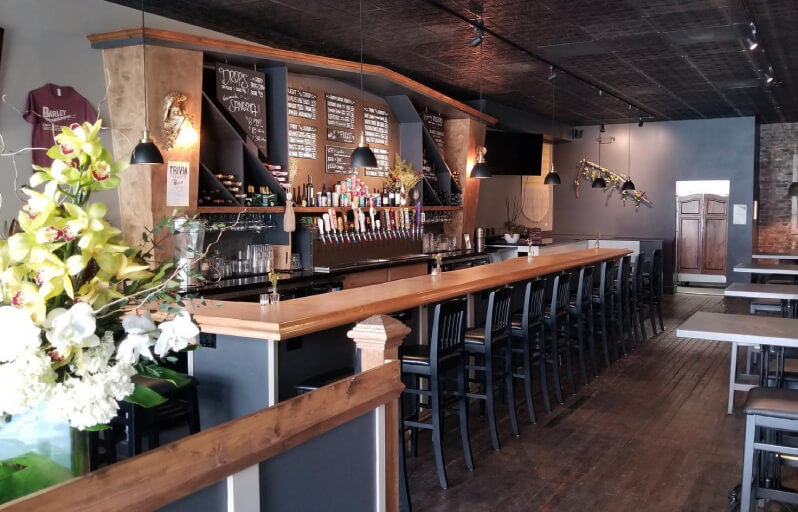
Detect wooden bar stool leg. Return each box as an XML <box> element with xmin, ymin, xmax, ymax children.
<box><xmin>456</xmin><ymin>359</ymin><xmax>474</xmax><ymax>471</ymax></box>
<box><xmin>485</xmin><ymin>347</ymin><xmax>500</xmax><ymax>451</ymax></box>
<box><xmin>586</xmin><ymin>304</ymin><xmax>599</xmax><ymax>378</ymax></box>
<box><xmin>429</xmin><ymin>368</ymin><xmax>447</xmax><ymax>490</ymax></box>
<box><xmin>549</xmin><ymin>329</ymin><xmax>564</xmax><ymax>404</ymax></box>
<box><xmin>575</xmin><ymin>316</ymin><xmax>588</xmax><ymax>386</ymax></box>
<box><xmin>537</xmin><ymin>325</ymin><xmax>551</xmax><ymax>413</ymax></box>
<box><xmin>410</xmin><ymin>375</ymin><xmax>419</xmax><ymax>458</ymax></box>
<box><xmin>562</xmin><ymin>321</ymin><xmax>576</xmax><ymax>395</ymax></box>
<box><xmin>504</xmin><ymin>342</ymin><xmax>520</xmax><ymax>437</ymax></box>
<box><xmin>657</xmin><ymin>296</ymin><xmax>664</xmax><ymax>332</ymax></box>
<box><xmin>521</xmin><ymin>339</ymin><xmax>537</xmax><ymax>424</ymax></box>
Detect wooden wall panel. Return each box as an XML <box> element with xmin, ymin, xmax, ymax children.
<box><xmin>444</xmin><ymin>118</ymin><xmax>485</xmax><ymax>242</ymax></box>
<box><xmin>102</xmin><ymin>45</ymin><xmax>203</xmax><ymax>258</ymax></box>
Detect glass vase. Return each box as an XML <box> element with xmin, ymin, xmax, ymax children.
<box><xmin>0</xmin><ymin>404</ymin><xmax>90</xmax><ymax>504</ymax></box>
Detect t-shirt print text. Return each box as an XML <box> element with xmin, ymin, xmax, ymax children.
<box><xmin>40</xmin><ymin>106</ymin><xmax>76</xmax><ymax>131</ymax></box>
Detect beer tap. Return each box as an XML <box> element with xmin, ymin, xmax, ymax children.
<box><xmin>415</xmin><ymin>203</ymin><xmax>422</xmax><ymax>241</ymax></box>
<box><xmin>352</xmin><ymin>207</ymin><xmax>360</xmax><ymax>243</ymax></box>
<box><xmin>337</xmin><ymin>214</ymin><xmax>348</xmax><ymax>244</ymax></box>
<box><xmin>369</xmin><ymin>206</ymin><xmax>377</xmax><ymax>241</ymax></box>
<box><xmin>375</xmin><ymin>218</ymin><xmax>382</xmax><ymax>239</ymax></box>
<box><xmin>323</xmin><ymin>212</ymin><xmax>337</xmax><ymax>244</ymax></box>
<box><xmin>399</xmin><ymin>208</ymin><xmax>408</xmax><ymax>239</ymax></box>
<box><xmin>359</xmin><ymin>208</ymin><xmax>367</xmax><ymax>241</ymax></box>
<box><xmin>317</xmin><ymin>217</ymin><xmax>327</xmax><ymax>245</ymax></box>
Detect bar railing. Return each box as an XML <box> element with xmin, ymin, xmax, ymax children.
<box><xmin>0</xmin><ymin>359</ymin><xmax>403</xmax><ymax>512</ymax></box>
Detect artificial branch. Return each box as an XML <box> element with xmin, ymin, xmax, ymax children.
<box><xmin>573</xmin><ymin>158</ymin><xmax>653</xmax><ymax>208</ymax></box>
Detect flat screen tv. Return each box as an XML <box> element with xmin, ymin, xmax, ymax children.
<box><xmin>484</xmin><ymin>130</ymin><xmax>543</xmax><ymax>175</ymax></box>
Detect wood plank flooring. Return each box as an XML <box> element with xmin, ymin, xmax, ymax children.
<box><xmin>405</xmin><ymin>293</ymin><xmax>752</xmax><ymax>511</ymax></box>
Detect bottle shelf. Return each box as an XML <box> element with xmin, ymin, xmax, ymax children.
<box><xmin>195</xmin><ymin>205</ymin><xmax>462</xmax><ymax>214</ymax></box>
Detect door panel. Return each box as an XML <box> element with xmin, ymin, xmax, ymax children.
<box><xmin>702</xmin><ymin>217</ymin><xmax>727</xmax><ymax>274</ymax></box>
<box><xmin>678</xmin><ymin>217</ymin><xmax>701</xmax><ymax>274</ymax></box>
<box><xmin>679</xmin><ymin>197</ymin><xmax>701</xmax><ymax>215</ymax></box>
<box><xmin>705</xmin><ymin>194</ymin><xmax>728</xmax><ymax>216</ymax></box>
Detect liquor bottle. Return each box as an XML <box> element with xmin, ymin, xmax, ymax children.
<box><xmin>400</xmin><ymin>183</ymin><xmax>406</xmax><ymax>206</ymax></box>
<box><xmin>387</xmin><ymin>184</ymin><xmax>394</xmax><ymax>207</ymax></box>
<box><xmin>307</xmin><ymin>175</ymin><xmax>314</xmax><ymax>207</ymax></box>
<box><xmin>382</xmin><ymin>185</ymin><xmax>389</xmax><ymax>207</ymax></box>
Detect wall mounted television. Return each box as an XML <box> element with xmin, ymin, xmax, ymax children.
<box><xmin>484</xmin><ymin>130</ymin><xmax>543</xmax><ymax>176</ymax></box>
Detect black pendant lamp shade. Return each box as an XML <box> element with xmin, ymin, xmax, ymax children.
<box><xmin>131</xmin><ymin>129</ymin><xmax>164</xmax><ymax>164</ymax></box>
<box><xmin>622</xmin><ymin>178</ymin><xmax>636</xmax><ymax>191</ymax></box>
<box><xmin>350</xmin><ymin>0</ymin><xmax>378</xmax><ymax>169</ymax></box>
<box><xmin>592</xmin><ymin>175</ymin><xmax>607</xmax><ymax>188</ymax></box>
<box><xmin>350</xmin><ymin>135</ymin><xmax>378</xmax><ymax>168</ymax></box>
<box><xmin>130</xmin><ymin>0</ymin><xmax>164</xmax><ymax>165</ymax></box>
<box><xmin>544</xmin><ymin>167</ymin><xmax>561</xmax><ymax>185</ymax></box>
<box><xmin>471</xmin><ymin>146</ymin><xmax>491</xmax><ymax>179</ymax></box>
<box><xmin>789</xmin><ymin>181</ymin><xmax>798</xmax><ymax>197</ymax></box>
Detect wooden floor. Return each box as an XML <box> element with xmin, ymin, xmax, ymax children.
<box><xmin>406</xmin><ymin>293</ymin><xmax>751</xmax><ymax>511</ymax></box>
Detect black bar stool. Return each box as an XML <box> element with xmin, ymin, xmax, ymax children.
<box><xmin>464</xmin><ymin>286</ymin><xmax>519</xmax><ymax>451</ymax></box>
<box><xmin>592</xmin><ymin>259</ymin><xmax>616</xmax><ymax>367</ymax></box>
<box><xmin>629</xmin><ymin>252</ymin><xmax>647</xmax><ymax>344</ymax></box>
<box><xmin>544</xmin><ymin>272</ymin><xmax>575</xmax><ymax>402</ymax></box>
<box><xmin>510</xmin><ymin>279</ymin><xmax>547</xmax><ymax>419</ymax></box>
<box><xmin>401</xmin><ymin>298</ymin><xmax>473</xmax><ymax>490</ymax></box>
<box><xmin>643</xmin><ymin>248</ymin><xmax>665</xmax><ymax>333</ymax></box>
<box><xmin>570</xmin><ymin>266</ymin><xmax>596</xmax><ymax>381</ymax></box>
<box><xmin>612</xmin><ymin>256</ymin><xmax>632</xmax><ymax>357</ymax></box>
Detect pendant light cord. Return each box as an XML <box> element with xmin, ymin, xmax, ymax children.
<box><xmin>141</xmin><ymin>0</ymin><xmax>149</xmax><ymax>130</ymax></box>
<box><xmin>627</xmin><ymin>106</ymin><xmax>631</xmax><ymax>179</ymax></box>
<box><xmin>359</xmin><ymin>0</ymin><xmax>365</xmax><ymax>135</ymax></box>
<box><xmin>478</xmin><ymin>0</ymin><xmax>483</xmax><ymax>114</ymax></box>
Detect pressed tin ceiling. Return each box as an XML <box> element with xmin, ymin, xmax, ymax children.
<box><xmin>108</xmin><ymin>0</ymin><xmax>798</xmax><ymax>125</ymax></box>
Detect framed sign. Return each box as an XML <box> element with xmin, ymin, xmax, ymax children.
<box><xmin>364</xmin><ymin>147</ymin><xmax>389</xmax><ymax>177</ymax></box>
<box><xmin>166</xmin><ymin>161</ymin><xmax>190</xmax><ymax>207</ymax></box>
<box><xmin>288</xmin><ymin>87</ymin><xmax>317</xmax><ymax>120</ymax></box>
<box><xmin>288</xmin><ymin>123</ymin><xmax>317</xmax><ymax>160</ymax></box>
<box><xmin>326</xmin><ymin>145</ymin><xmax>354</xmax><ymax>174</ymax></box>
<box><xmin>215</xmin><ymin>62</ymin><xmax>267</xmax><ymax>155</ymax></box>
<box><xmin>326</xmin><ymin>93</ymin><xmax>355</xmax><ymax>130</ymax></box>
<box><xmin>364</xmin><ymin>106</ymin><xmax>389</xmax><ymax>145</ymax></box>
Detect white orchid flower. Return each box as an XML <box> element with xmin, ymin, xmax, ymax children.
<box><xmin>122</xmin><ymin>310</ymin><xmax>157</xmax><ymax>335</ymax></box>
<box><xmin>43</xmin><ymin>302</ymin><xmax>99</xmax><ymax>357</ymax></box>
<box><xmin>154</xmin><ymin>311</ymin><xmax>199</xmax><ymax>357</ymax></box>
<box><xmin>116</xmin><ymin>333</ymin><xmax>155</xmax><ymax>366</ymax></box>
<box><xmin>0</xmin><ymin>306</ymin><xmax>42</xmax><ymax>363</ymax></box>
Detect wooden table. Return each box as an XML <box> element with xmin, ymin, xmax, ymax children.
<box><xmin>677</xmin><ymin>311</ymin><xmax>798</xmax><ymax>413</ymax></box>
<box><xmin>753</xmin><ymin>253</ymin><xmax>798</xmax><ymax>260</ymax></box>
<box><xmin>733</xmin><ymin>262</ymin><xmax>798</xmax><ymax>275</ymax></box>
<box><xmin>724</xmin><ymin>282</ymin><xmax>798</xmax><ymax>318</ymax></box>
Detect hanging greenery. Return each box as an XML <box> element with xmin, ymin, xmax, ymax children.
<box><xmin>573</xmin><ymin>158</ymin><xmax>653</xmax><ymax>209</ymax></box>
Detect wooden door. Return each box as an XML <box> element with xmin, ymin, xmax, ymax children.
<box><xmin>677</xmin><ymin>195</ymin><xmax>702</xmax><ymax>275</ymax></box>
<box><xmin>701</xmin><ymin>194</ymin><xmax>727</xmax><ymax>275</ymax></box>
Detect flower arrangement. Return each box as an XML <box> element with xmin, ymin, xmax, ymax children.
<box><xmin>268</xmin><ymin>270</ymin><xmax>279</xmax><ymax>292</ymax></box>
<box><xmin>384</xmin><ymin>157</ymin><xmax>421</xmax><ymax>192</ymax></box>
<box><xmin>0</xmin><ymin>119</ymin><xmax>201</xmax><ymax>431</ymax></box>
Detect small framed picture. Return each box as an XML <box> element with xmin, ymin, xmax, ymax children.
<box><xmin>463</xmin><ymin>234</ymin><xmax>471</xmax><ymax>250</ymax></box>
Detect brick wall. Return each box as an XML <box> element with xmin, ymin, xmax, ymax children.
<box><xmin>758</xmin><ymin>123</ymin><xmax>798</xmax><ymax>253</ymax></box>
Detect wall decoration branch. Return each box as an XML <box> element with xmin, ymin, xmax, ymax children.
<box><xmin>574</xmin><ymin>158</ymin><xmax>653</xmax><ymax>209</ymax></box>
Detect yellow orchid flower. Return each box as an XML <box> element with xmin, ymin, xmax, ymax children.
<box><xmin>28</xmin><ymin>248</ymin><xmax>74</xmax><ymax>300</ymax></box>
<box><xmin>63</xmin><ymin>202</ymin><xmax>107</xmax><ymax>242</ymax></box>
<box><xmin>52</xmin><ymin>120</ymin><xmax>103</xmax><ymax>161</ymax></box>
<box><xmin>6</xmin><ymin>280</ymin><xmax>46</xmax><ymax>325</ymax></box>
<box><xmin>76</xmin><ymin>277</ymin><xmax>125</xmax><ymax>308</ymax></box>
<box><xmin>17</xmin><ymin>188</ymin><xmax>59</xmax><ymax>233</ymax></box>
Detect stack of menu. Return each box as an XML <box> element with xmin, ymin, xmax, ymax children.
<box><xmin>528</xmin><ymin>228</ymin><xmax>542</xmax><ymax>246</ymax></box>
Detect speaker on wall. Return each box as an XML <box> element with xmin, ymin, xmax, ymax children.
<box><xmin>571</xmin><ymin>128</ymin><xmax>583</xmax><ymax>139</ymax></box>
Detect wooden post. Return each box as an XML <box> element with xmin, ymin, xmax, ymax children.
<box><xmin>348</xmin><ymin>315</ymin><xmax>409</xmax><ymax>512</ymax></box>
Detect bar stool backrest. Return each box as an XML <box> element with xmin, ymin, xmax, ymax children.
<box><xmin>550</xmin><ymin>272</ymin><xmax>572</xmax><ymax>320</ymax></box>
<box><xmin>651</xmin><ymin>249</ymin><xmax>663</xmax><ymax>296</ymax></box>
<box><xmin>615</xmin><ymin>256</ymin><xmax>631</xmax><ymax>299</ymax></box>
<box><xmin>519</xmin><ymin>279</ymin><xmax>546</xmax><ymax>331</ymax></box>
<box><xmin>575</xmin><ymin>266</ymin><xmax>594</xmax><ymax>313</ymax></box>
<box><xmin>431</xmin><ymin>297</ymin><xmax>468</xmax><ymax>362</ymax></box>
<box><xmin>485</xmin><ymin>286</ymin><xmax>514</xmax><ymax>342</ymax></box>
<box><xmin>634</xmin><ymin>252</ymin><xmax>646</xmax><ymax>294</ymax></box>
<box><xmin>600</xmin><ymin>260</ymin><xmax>616</xmax><ymax>301</ymax></box>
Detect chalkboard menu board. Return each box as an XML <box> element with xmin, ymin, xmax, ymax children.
<box><xmin>422</xmin><ymin>111</ymin><xmax>445</xmax><ymax>153</ymax></box>
<box><xmin>288</xmin><ymin>88</ymin><xmax>317</xmax><ymax>120</ymax></box>
<box><xmin>364</xmin><ymin>147</ymin><xmax>390</xmax><ymax>177</ymax></box>
<box><xmin>364</xmin><ymin>106</ymin><xmax>389</xmax><ymax>145</ymax></box>
<box><xmin>326</xmin><ymin>145</ymin><xmax>354</xmax><ymax>174</ymax></box>
<box><xmin>327</xmin><ymin>128</ymin><xmax>354</xmax><ymax>144</ymax></box>
<box><xmin>289</xmin><ymin>123</ymin><xmax>317</xmax><ymax>160</ymax></box>
<box><xmin>215</xmin><ymin>62</ymin><xmax>267</xmax><ymax>155</ymax></box>
<box><xmin>326</xmin><ymin>94</ymin><xmax>355</xmax><ymax>129</ymax></box>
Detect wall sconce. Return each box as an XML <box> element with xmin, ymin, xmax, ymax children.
<box><xmin>163</xmin><ymin>91</ymin><xmax>198</xmax><ymax>150</ymax></box>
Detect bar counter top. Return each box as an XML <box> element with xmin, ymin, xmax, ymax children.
<box><xmin>182</xmin><ymin>247</ymin><xmax>629</xmax><ymax>340</ymax></box>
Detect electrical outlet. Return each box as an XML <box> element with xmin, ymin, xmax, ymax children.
<box><xmin>286</xmin><ymin>338</ymin><xmax>302</xmax><ymax>351</ymax></box>
<box><xmin>199</xmin><ymin>332</ymin><xmax>216</xmax><ymax>349</ymax></box>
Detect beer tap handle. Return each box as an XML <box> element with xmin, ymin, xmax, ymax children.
<box><xmin>317</xmin><ymin>217</ymin><xmax>326</xmax><ymax>244</ymax></box>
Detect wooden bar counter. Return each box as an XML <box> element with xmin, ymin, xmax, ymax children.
<box><xmin>186</xmin><ymin>248</ymin><xmax>630</xmax><ymax>340</ymax></box>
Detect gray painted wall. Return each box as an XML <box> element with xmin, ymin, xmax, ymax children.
<box><xmin>552</xmin><ymin>117</ymin><xmax>756</xmax><ymax>285</ymax></box>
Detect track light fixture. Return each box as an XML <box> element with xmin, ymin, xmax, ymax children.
<box><xmin>638</xmin><ymin>118</ymin><xmax>644</xmax><ymax>128</ymax></box>
<box><xmin>746</xmin><ymin>22</ymin><xmax>759</xmax><ymax>51</ymax></box>
<box><xmin>547</xmin><ymin>65</ymin><xmax>557</xmax><ymax>81</ymax></box>
<box><xmin>765</xmin><ymin>65</ymin><xmax>775</xmax><ymax>84</ymax></box>
<box><xmin>470</xmin><ymin>25</ymin><xmax>484</xmax><ymax>47</ymax></box>
<box><xmin>600</xmin><ymin>122</ymin><xmax>606</xmax><ymax>133</ymax></box>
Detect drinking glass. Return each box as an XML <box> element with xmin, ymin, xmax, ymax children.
<box><xmin>259</xmin><ymin>293</ymin><xmax>270</xmax><ymax>306</ymax></box>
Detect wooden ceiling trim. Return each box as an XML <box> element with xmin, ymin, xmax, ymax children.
<box><xmin>87</xmin><ymin>27</ymin><xmax>498</xmax><ymax>124</ymax></box>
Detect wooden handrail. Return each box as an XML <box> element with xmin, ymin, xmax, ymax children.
<box><xmin>0</xmin><ymin>361</ymin><xmax>403</xmax><ymax>512</ymax></box>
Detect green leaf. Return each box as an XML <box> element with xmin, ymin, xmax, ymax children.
<box><xmin>83</xmin><ymin>424</ymin><xmax>110</xmax><ymax>432</ymax></box>
<box><xmin>0</xmin><ymin>453</ymin><xmax>73</xmax><ymax>504</ymax></box>
<box><xmin>144</xmin><ymin>365</ymin><xmax>191</xmax><ymax>388</ymax></box>
<box><xmin>124</xmin><ymin>383</ymin><xmax>167</xmax><ymax>408</ymax></box>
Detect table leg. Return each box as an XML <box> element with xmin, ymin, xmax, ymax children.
<box><xmin>729</xmin><ymin>342</ymin><xmax>738</xmax><ymax>415</ymax></box>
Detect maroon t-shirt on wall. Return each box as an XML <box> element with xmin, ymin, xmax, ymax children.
<box><xmin>23</xmin><ymin>84</ymin><xmax>98</xmax><ymax>168</ymax></box>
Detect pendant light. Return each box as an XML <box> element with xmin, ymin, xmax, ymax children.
<box><xmin>349</xmin><ymin>0</ymin><xmax>378</xmax><ymax>169</ymax></box>
<box><xmin>543</xmin><ymin>82</ymin><xmax>561</xmax><ymax>185</ymax></box>
<box><xmin>592</xmin><ymin>129</ymin><xmax>606</xmax><ymax>188</ymax></box>
<box><xmin>622</xmin><ymin>107</ymin><xmax>636</xmax><ymax>191</ymax></box>
<box><xmin>470</xmin><ymin>1</ymin><xmax>491</xmax><ymax>180</ymax></box>
<box><xmin>130</xmin><ymin>0</ymin><xmax>164</xmax><ymax>165</ymax></box>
